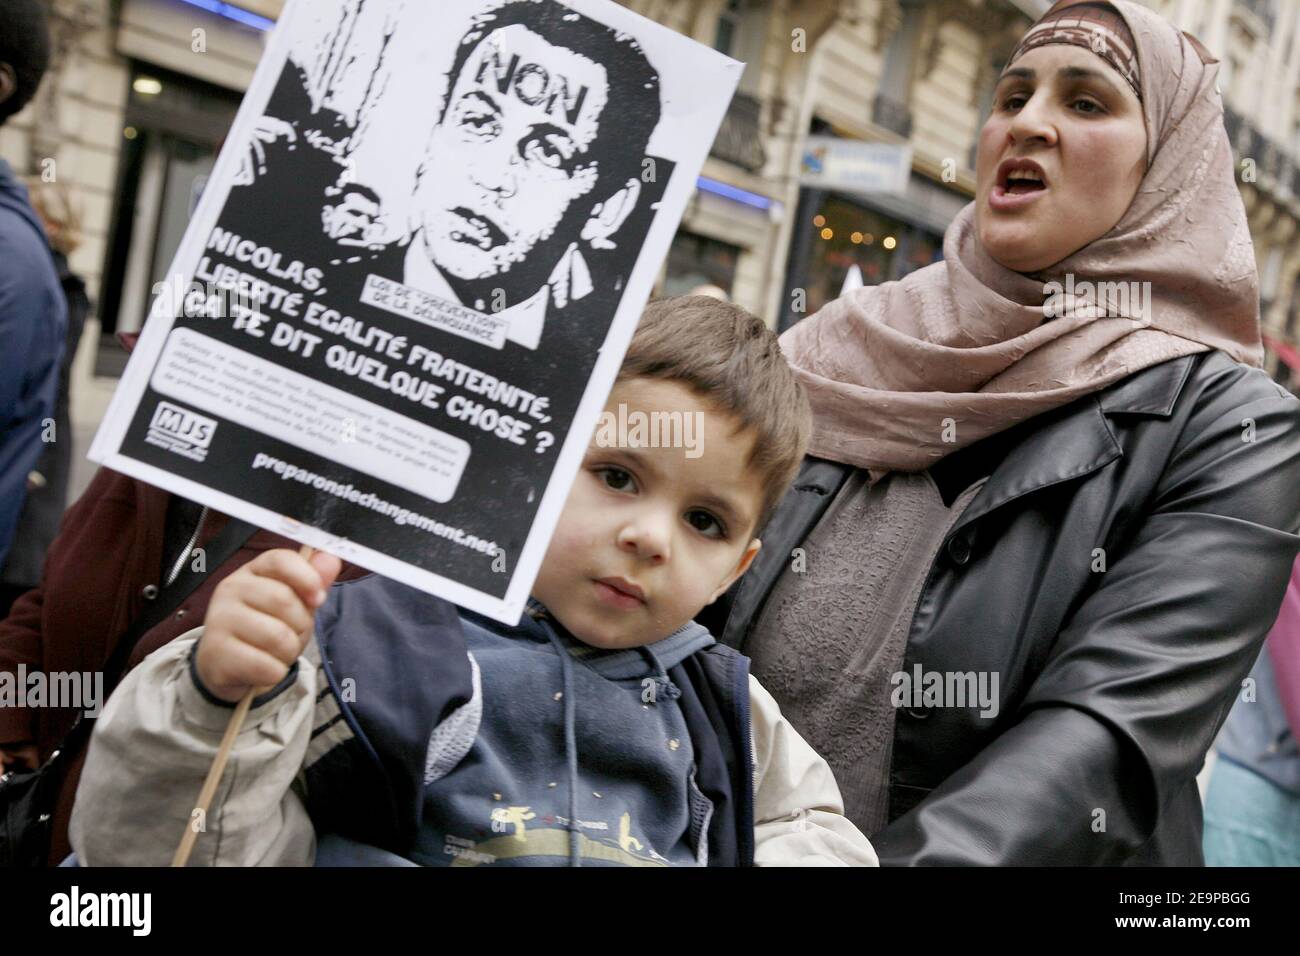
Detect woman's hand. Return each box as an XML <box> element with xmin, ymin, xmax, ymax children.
<box><xmin>194</xmin><ymin>549</ymin><xmax>341</xmax><ymax>703</ymax></box>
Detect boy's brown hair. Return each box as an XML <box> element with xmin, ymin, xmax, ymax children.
<box><xmin>619</xmin><ymin>295</ymin><xmax>811</xmax><ymax>533</ymax></box>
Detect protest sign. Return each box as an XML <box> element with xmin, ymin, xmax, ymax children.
<box><xmin>90</xmin><ymin>0</ymin><xmax>742</xmax><ymax>623</ymax></box>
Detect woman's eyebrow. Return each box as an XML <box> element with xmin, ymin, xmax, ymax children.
<box><xmin>1059</xmin><ymin>65</ymin><xmax>1122</xmax><ymax>94</ymax></box>
<box><xmin>997</xmin><ymin>66</ymin><xmax>1035</xmax><ymax>84</ymax></box>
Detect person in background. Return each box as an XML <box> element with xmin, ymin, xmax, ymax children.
<box><xmin>0</xmin><ymin>180</ymin><xmax>90</xmax><ymax>619</ymax></box>
<box><xmin>1204</xmin><ymin>557</ymin><xmax>1300</xmax><ymax>866</ymax></box>
<box><xmin>698</xmin><ymin>0</ymin><xmax>1300</xmax><ymax>865</ymax></box>
<box><xmin>0</xmin><ymin>0</ymin><xmax>65</xmax><ymax>572</ymax></box>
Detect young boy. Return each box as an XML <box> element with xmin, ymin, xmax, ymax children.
<box><xmin>69</xmin><ymin>297</ymin><xmax>877</xmax><ymax>866</ymax></box>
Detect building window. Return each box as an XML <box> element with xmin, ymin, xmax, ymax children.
<box><xmin>873</xmin><ymin>0</ymin><xmax>925</xmax><ymax>139</ymax></box>
<box><xmin>714</xmin><ymin>0</ymin><xmax>742</xmax><ymax>56</ymax></box>
<box><xmin>97</xmin><ymin>64</ymin><xmax>240</xmax><ymax>376</ymax></box>
<box><xmin>712</xmin><ymin>0</ymin><xmax>770</xmax><ymax>96</ymax></box>
<box><xmin>1292</xmin><ymin>88</ymin><xmax>1300</xmax><ymax>157</ymax></box>
<box><xmin>660</xmin><ymin>231</ymin><xmax>741</xmax><ymax>299</ymax></box>
<box><xmin>708</xmin><ymin>0</ymin><xmax>769</xmax><ymax>170</ymax></box>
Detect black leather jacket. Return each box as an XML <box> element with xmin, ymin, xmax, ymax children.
<box><xmin>699</xmin><ymin>352</ymin><xmax>1300</xmax><ymax>865</ymax></box>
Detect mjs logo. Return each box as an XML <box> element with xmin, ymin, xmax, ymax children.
<box><xmin>146</xmin><ymin>401</ymin><xmax>217</xmax><ymax>462</ymax></box>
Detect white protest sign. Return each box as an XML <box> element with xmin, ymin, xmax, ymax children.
<box><xmin>90</xmin><ymin>0</ymin><xmax>742</xmax><ymax>624</ymax></box>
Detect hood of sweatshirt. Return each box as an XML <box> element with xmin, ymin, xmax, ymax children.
<box><xmin>520</xmin><ymin>597</ymin><xmax>715</xmax><ymax>677</ymax></box>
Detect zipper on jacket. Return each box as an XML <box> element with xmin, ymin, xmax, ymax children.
<box><xmin>164</xmin><ymin>505</ymin><xmax>209</xmax><ymax>588</ymax></box>
<box><xmin>733</xmin><ymin>654</ymin><xmax>756</xmax><ymax>866</ymax></box>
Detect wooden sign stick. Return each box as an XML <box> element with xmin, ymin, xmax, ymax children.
<box><xmin>172</xmin><ymin>543</ymin><xmax>315</xmax><ymax>867</ymax></box>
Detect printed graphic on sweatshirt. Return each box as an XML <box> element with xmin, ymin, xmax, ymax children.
<box><xmin>441</xmin><ymin>803</ymin><xmax>672</xmax><ymax>867</ymax></box>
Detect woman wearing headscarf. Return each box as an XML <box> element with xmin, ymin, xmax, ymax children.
<box><xmin>699</xmin><ymin>0</ymin><xmax>1300</xmax><ymax>865</ymax></box>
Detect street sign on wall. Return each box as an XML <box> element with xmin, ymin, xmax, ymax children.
<box><xmin>799</xmin><ymin>136</ymin><xmax>912</xmax><ymax>196</ymax></box>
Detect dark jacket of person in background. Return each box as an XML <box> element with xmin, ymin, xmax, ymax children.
<box><xmin>0</xmin><ymin>159</ymin><xmax>65</xmax><ymax>569</ymax></box>
<box><xmin>0</xmin><ymin>247</ymin><xmax>89</xmax><ymax>608</ymax></box>
<box><xmin>1214</xmin><ymin>558</ymin><xmax>1300</xmax><ymax>797</ymax></box>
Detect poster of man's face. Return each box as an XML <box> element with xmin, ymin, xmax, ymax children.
<box><xmin>245</xmin><ymin>0</ymin><xmax>666</xmax><ymax>348</ymax></box>
<box><xmin>92</xmin><ymin>0</ymin><xmax>739</xmax><ymax>622</ymax></box>
<box><xmin>418</xmin><ymin>22</ymin><xmax>610</xmax><ymax>284</ymax></box>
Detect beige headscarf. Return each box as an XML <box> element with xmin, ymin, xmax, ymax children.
<box><xmin>779</xmin><ymin>0</ymin><xmax>1261</xmax><ymax>475</ymax></box>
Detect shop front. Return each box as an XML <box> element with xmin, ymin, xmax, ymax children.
<box><xmin>795</xmin><ymin>194</ymin><xmax>942</xmax><ymax>320</ymax></box>
<box><xmin>780</xmin><ymin>147</ymin><xmax>969</xmax><ymax>331</ymax></box>
<box><xmin>95</xmin><ymin>0</ymin><xmax>267</xmax><ymax>375</ymax></box>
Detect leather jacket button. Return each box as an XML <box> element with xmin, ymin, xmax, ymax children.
<box><xmin>947</xmin><ymin>535</ymin><xmax>971</xmax><ymax>566</ymax></box>
<box><xmin>141</xmin><ymin>583</ymin><xmax>160</xmax><ymax>601</ymax></box>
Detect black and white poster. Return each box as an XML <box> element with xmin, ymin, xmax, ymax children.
<box><xmin>90</xmin><ymin>0</ymin><xmax>742</xmax><ymax>622</ymax></box>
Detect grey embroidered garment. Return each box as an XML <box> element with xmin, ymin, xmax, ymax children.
<box><xmin>746</xmin><ymin>469</ymin><xmax>985</xmax><ymax>836</ymax></box>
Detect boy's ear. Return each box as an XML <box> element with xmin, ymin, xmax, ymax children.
<box><xmin>709</xmin><ymin>538</ymin><xmax>761</xmax><ymax>605</ymax></box>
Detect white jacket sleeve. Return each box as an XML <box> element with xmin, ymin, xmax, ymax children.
<box><xmin>749</xmin><ymin>674</ymin><xmax>879</xmax><ymax>866</ymax></box>
<box><xmin>69</xmin><ymin>628</ymin><xmax>318</xmax><ymax>867</ymax></box>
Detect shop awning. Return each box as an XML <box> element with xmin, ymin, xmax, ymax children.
<box><xmin>835</xmin><ymin>171</ymin><xmax>969</xmax><ymax>238</ymax></box>
<box><xmin>1264</xmin><ymin>334</ymin><xmax>1300</xmax><ymax>371</ymax></box>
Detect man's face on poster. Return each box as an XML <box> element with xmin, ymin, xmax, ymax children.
<box><xmin>417</xmin><ymin>23</ymin><xmax>611</xmax><ymax>284</ymax></box>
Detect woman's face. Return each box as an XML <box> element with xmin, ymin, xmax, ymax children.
<box><xmin>975</xmin><ymin>44</ymin><xmax>1148</xmax><ymax>273</ymax></box>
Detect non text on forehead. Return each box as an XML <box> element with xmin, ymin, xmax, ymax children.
<box><xmin>472</xmin><ymin>37</ymin><xmax>593</xmax><ymax>127</ymax></box>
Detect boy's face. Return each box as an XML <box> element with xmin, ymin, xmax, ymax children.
<box><xmin>532</xmin><ymin>377</ymin><xmax>764</xmax><ymax>650</ymax></box>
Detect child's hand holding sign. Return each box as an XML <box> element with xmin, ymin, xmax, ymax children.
<box><xmin>195</xmin><ymin>549</ymin><xmax>341</xmax><ymax>703</ymax></box>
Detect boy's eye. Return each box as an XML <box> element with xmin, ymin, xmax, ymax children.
<box><xmin>686</xmin><ymin>509</ymin><xmax>726</xmax><ymax>540</ymax></box>
<box><xmin>597</xmin><ymin>466</ymin><xmax>636</xmax><ymax>493</ymax></box>
<box><xmin>1000</xmin><ymin>92</ymin><xmax>1029</xmax><ymax>111</ymax></box>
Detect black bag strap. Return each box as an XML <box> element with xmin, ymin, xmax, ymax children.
<box><xmin>53</xmin><ymin>513</ymin><xmax>258</xmax><ymax>759</ymax></box>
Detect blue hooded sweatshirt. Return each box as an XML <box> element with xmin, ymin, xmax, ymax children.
<box><xmin>0</xmin><ymin>158</ymin><xmax>65</xmax><ymax>567</ymax></box>
<box><xmin>408</xmin><ymin>601</ymin><xmax>719</xmax><ymax>866</ymax></box>
<box><xmin>302</xmin><ymin>574</ymin><xmax>756</xmax><ymax>866</ymax></box>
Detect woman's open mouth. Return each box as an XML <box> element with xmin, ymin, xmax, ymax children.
<box><xmin>990</xmin><ymin>158</ymin><xmax>1049</xmax><ymax>212</ymax></box>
